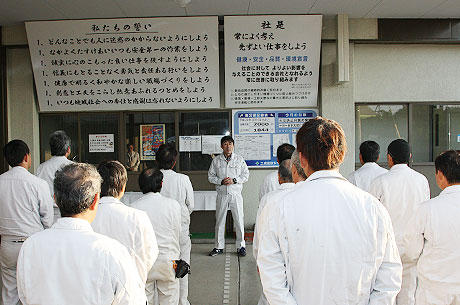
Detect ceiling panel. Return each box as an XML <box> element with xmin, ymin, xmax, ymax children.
<box><xmin>309</xmin><ymin>0</ymin><xmax>382</xmax><ymax>18</ymax></box>
<box><xmin>248</xmin><ymin>0</ymin><xmax>314</xmax><ymax>15</ymax></box>
<box><xmin>366</xmin><ymin>0</ymin><xmax>447</xmax><ymax>18</ymax></box>
<box><xmin>0</xmin><ymin>0</ymin><xmax>65</xmax><ymax>26</ymax></box>
<box><xmin>46</xmin><ymin>0</ymin><xmax>126</xmax><ymax>19</ymax></box>
<box><xmin>423</xmin><ymin>0</ymin><xmax>460</xmax><ymax>17</ymax></box>
<box><xmin>186</xmin><ymin>0</ymin><xmax>250</xmax><ymax>16</ymax></box>
<box><xmin>115</xmin><ymin>0</ymin><xmax>187</xmax><ymax>17</ymax></box>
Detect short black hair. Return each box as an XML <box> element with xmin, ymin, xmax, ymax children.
<box><xmin>278</xmin><ymin>159</ymin><xmax>293</xmax><ymax>183</ymax></box>
<box><xmin>388</xmin><ymin>139</ymin><xmax>411</xmax><ymax>164</ymax></box>
<box><xmin>127</xmin><ymin>143</ymin><xmax>133</xmax><ymax>149</ymax></box>
<box><xmin>97</xmin><ymin>160</ymin><xmax>127</xmax><ymax>198</ymax></box>
<box><xmin>435</xmin><ymin>150</ymin><xmax>460</xmax><ymax>184</ymax></box>
<box><xmin>156</xmin><ymin>143</ymin><xmax>177</xmax><ymax>170</ymax></box>
<box><xmin>3</xmin><ymin>140</ymin><xmax>30</xmax><ymax>167</ymax></box>
<box><xmin>360</xmin><ymin>141</ymin><xmax>380</xmax><ymax>163</ymax></box>
<box><xmin>49</xmin><ymin>130</ymin><xmax>71</xmax><ymax>156</ymax></box>
<box><xmin>54</xmin><ymin>163</ymin><xmax>102</xmax><ymax>217</ymax></box>
<box><xmin>139</xmin><ymin>168</ymin><xmax>163</xmax><ymax>194</ymax></box>
<box><xmin>276</xmin><ymin>143</ymin><xmax>295</xmax><ymax>163</ymax></box>
<box><xmin>221</xmin><ymin>136</ymin><xmax>234</xmax><ymax>145</ymax></box>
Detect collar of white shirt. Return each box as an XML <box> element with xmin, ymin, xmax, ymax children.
<box><xmin>278</xmin><ymin>182</ymin><xmax>295</xmax><ymax>190</ymax></box>
<box><xmin>141</xmin><ymin>192</ymin><xmax>162</xmax><ymax>199</ymax></box>
<box><xmin>439</xmin><ymin>184</ymin><xmax>460</xmax><ymax>196</ymax></box>
<box><xmin>307</xmin><ymin>170</ymin><xmax>346</xmax><ymax>182</ymax></box>
<box><xmin>11</xmin><ymin>166</ymin><xmax>29</xmax><ymax>173</ymax></box>
<box><xmin>53</xmin><ymin>217</ymin><xmax>93</xmax><ymax>231</ymax></box>
<box><xmin>99</xmin><ymin>196</ymin><xmax>123</xmax><ymax>205</ymax></box>
<box><xmin>361</xmin><ymin>162</ymin><xmax>379</xmax><ymax>169</ymax></box>
<box><xmin>389</xmin><ymin>163</ymin><xmax>409</xmax><ymax>171</ymax></box>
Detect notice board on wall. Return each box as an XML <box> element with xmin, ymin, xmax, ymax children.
<box><xmin>224</xmin><ymin>15</ymin><xmax>322</xmax><ymax>108</ymax></box>
<box><xmin>232</xmin><ymin>109</ymin><xmax>317</xmax><ymax>167</ymax></box>
<box><xmin>25</xmin><ymin>17</ymin><xmax>220</xmax><ymax>112</ymax></box>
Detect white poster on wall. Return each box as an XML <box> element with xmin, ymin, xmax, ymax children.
<box><xmin>224</xmin><ymin>15</ymin><xmax>322</xmax><ymax>108</ymax></box>
<box><xmin>25</xmin><ymin>17</ymin><xmax>220</xmax><ymax>112</ymax></box>
<box><xmin>201</xmin><ymin>135</ymin><xmax>223</xmax><ymax>155</ymax></box>
<box><xmin>89</xmin><ymin>134</ymin><xmax>114</xmax><ymax>152</ymax></box>
<box><xmin>179</xmin><ymin>136</ymin><xmax>202</xmax><ymax>152</ymax></box>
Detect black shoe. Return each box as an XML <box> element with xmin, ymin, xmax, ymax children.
<box><xmin>209</xmin><ymin>248</ymin><xmax>224</xmax><ymax>256</ymax></box>
<box><xmin>237</xmin><ymin>247</ymin><xmax>246</xmax><ymax>257</ymax></box>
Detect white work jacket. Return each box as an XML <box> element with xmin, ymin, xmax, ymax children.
<box><xmin>160</xmin><ymin>169</ymin><xmax>194</xmax><ymax>228</ymax></box>
<box><xmin>208</xmin><ymin>153</ymin><xmax>250</xmax><ymax>195</ymax></box>
<box><xmin>369</xmin><ymin>164</ymin><xmax>430</xmax><ymax>257</ymax></box>
<box><xmin>17</xmin><ymin>217</ymin><xmax>146</xmax><ymax>305</ymax></box>
<box><xmin>348</xmin><ymin>162</ymin><xmax>388</xmax><ymax>192</ymax></box>
<box><xmin>253</xmin><ymin>182</ymin><xmax>295</xmax><ymax>260</ymax></box>
<box><xmin>403</xmin><ymin>185</ymin><xmax>460</xmax><ymax>293</ymax></box>
<box><xmin>91</xmin><ymin>196</ymin><xmax>158</xmax><ymax>284</ymax></box>
<box><xmin>257</xmin><ymin>170</ymin><xmax>402</xmax><ymax>305</ymax></box>
<box><xmin>259</xmin><ymin>171</ymin><xmax>279</xmax><ymax>201</ymax></box>
<box><xmin>126</xmin><ymin>151</ymin><xmax>140</xmax><ymax>171</ymax></box>
<box><xmin>0</xmin><ymin>166</ymin><xmax>53</xmax><ymax>238</ymax></box>
<box><xmin>131</xmin><ymin>192</ymin><xmax>181</xmax><ymax>261</ymax></box>
<box><xmin>36</xmin><ymin>155</ymin><xmax>73</xmax><ymax>206</ymax></box>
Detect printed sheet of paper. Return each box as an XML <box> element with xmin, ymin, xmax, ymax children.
<box><xmin>179</xmin><ymin>136</ymin><xmax>201</xmax><ymax>152</ymax></box>
<box><xmin>201</xmin><ymin>135</ymin><xmax>223</xmax><ymax>154</ymax></box>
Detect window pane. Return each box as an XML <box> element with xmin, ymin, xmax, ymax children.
<box><xmin>125</xmin><ymin>112</ymin><xmax>175</xmax><ymax>171</ymax></box>
<box><xmin>80</xmin><ymin>113</ymin><xmax>119</xmax><ymax>165</ymax></box>
<box><xmin>40</xmin><ymin>114</ymin><xmax>78</xmax><ymax>162</ymax></box>
<box><xmin>179</xmin><ymin>112</ymin><xmax>230</xmax><ymax>171</ymax></box>
<box><xmin>412</xmin><ymin>104</ymin><xmax>460</xmax><ymax>162</ymax></box>
<box><xmin>355</xmin><ymin>105</ymin><xmax>408</xmax><ymax>163</ymax></box>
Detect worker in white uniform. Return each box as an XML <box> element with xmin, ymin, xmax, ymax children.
<box><xmin>36</xmin><ymin>130</ymin><xmax>73</xmax><ymax>222</ymax></box>
<box><xmin>132</xmin><ymin>168</ymin><xmax>182</xmax><ymax>305</ymax></box>
<box><xmin>253</xmin><ymin>159</ymin><xmax>295</xmax><ymax>305</ymax></box>
<box><xmin>17</xmin><ymin>163</ymin><xmax>145</xmax><ymax>305</ymax></box>
<box><xmin>126</xmin><ymin>143</ymin><xmax>140</xmax><ymax>171</ymax></box>
<box><xmin>0</xmin><ymin>140</ymin><xmax>53</xmax><ymax>305</ymax></box>
<box><xmin>91</xmin><ymin>160</ymin><xmax>158</xmax><ymax>287</ymax></box>
<box><xmin>403</xmin><ymin>150</ymin><xmax>460</xmax><ymax>305</ymax></box>
<box><xmin>156</xmin><ymin>143</ymin><xmax>194</xmax><ymax>305</ymax></box>
<box><xmin>258</xmin><ymin>143</ymin><xmax>295</xmax><ymax>201</ymax></box>
<box><xmin>208</xmin><ymin>136</ymin><xmax>250</xmax><ymax>257</ymax></box>
<box><xmin>257</xmin><ymin>117</ymin><xmax>402</xmax><ymax>305</ymax></box>
<box><xmin>369</xmin><ymin>139</ymin><xmax>430</xmax><ymax>305</ymax></box>
<box><xmin>348</xmin><ymin>140</ymin><xmax>388</xmax><ymax>192</ymax></box>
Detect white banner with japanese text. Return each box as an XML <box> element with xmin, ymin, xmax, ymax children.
<box><xmin>26</xmin><ymin>17</ymin><xmax>220</xmax><ymax>112</ymax></box>
<box><xmin>224</xmin><ymin>15</ymin><xmax>322</xmax><ymax>108</ymax></box>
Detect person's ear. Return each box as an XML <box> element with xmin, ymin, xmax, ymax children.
<box><xmin>89</xmin><ymin>193</ymin><xmax>100</xmax><ymax>211</ymax></box>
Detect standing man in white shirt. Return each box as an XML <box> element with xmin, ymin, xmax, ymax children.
<box><xmin>126</xmin><ymin>143</ymin><xmax>140</xmax><ymax>172</ymax></box>
<box><xmin>132</xmin><ymin>168</ymin><xmax>182</xmax><ymax>305</ymax></box>
<box><xmin>0</xmin><ymin>140</ymin><xmax>53</xmax><ymax>305</ymax></box>
<box><xmin>208</xmin><ymin>136</ymin><xmax>250</xmax><ymax>257</ymax></box>
<box><xmin>369</xmin><ymin>139</ymin><xmax>430</xmax><ymax>305</ymax></box>
<box><xmin>91</xmin><ymin>160</ymin><xmax>158</xmax><ymax>288</ymax></box>
<box><xmin>156</xmin><ymin>143</ymin><xmax>194</xmax><ymax>305</ymax></box>
<box><xmin>257</xmin><ymin>117</ymin><xmax>402</xmax><ymax>305</ymax></box>
<box><xmin>17</xmin><ymin>163</ymin><xmax>145</xmax><ymax>305</ymax></box>
<box><xmin>403</xmin><ymin>150</ymin><xmax>460</xmax><ymax>305</ymax></box>
<box><xmin>258</xmin><ymin>143</ymin><xmax>295</xmax><ymax>201</ymax></box>
<box><xmin>36</xmin><ymin>130</ymin><xmax>73</xmax><ymax>221</ymax></box>
<box><xmin>348</xmin><ymin>140</ymin><xmax>388</xmax><ymax>192</ymax></box>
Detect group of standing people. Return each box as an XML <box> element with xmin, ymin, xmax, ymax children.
<box><xmin>254</xmin><ymin>117</ymin><xmax>460</xmax><ymax>305</ymax></box>
<box><xmin>0</xmin><ymin>131</ymin><xmax>195</xmax><ymax>305</ymax></box>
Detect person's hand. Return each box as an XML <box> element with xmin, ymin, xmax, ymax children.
<box><xmin>221</xmin><ymin>177</ymin><xmax>232</xmax><ymax>185</ymax></box>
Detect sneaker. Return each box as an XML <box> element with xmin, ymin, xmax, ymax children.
<box><xmin>237</xmin><ymin>247</ymin><xmax>246</xmax><ymax>257</ymax></box>
<box><xmin>209</xmin><ymin>248</ymin><xmax>224</xmax><ymax>257</ymax></box>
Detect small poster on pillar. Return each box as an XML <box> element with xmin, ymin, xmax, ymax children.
<box><xmin>224</xmin><ymin>15</ymin><xmax>322</xmax><ymax>108</ymax></box>
<box><xmin>25</xmin><ymin>17</ymin><xmax>220</xmax><ymax>112</ymax></box>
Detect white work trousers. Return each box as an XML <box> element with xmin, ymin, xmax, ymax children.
<box><xmin>215</xmin><ymin>193</ymin><xmax>245</xmax><ymax>249</ymax></box>
<box><xmin>416</xmin><ymin>286</ymin><xmax>460</xmax><ymax>305</ymax></box>
<box><xmin>146</xmin><ymin>260</ymin><xmax>180</xmax><ymax>305</ymax></box>
<box><xmin>0</xmin><ymin>239</ymin><xmax>23</xmax><ymax>305</ymax></box>
<box><xmin>179</xmin><ymin>228</ymin><xmax>191</xmax><ymax>305</ymax></box>
<box><xmin>397</xmin><ymin>261</ymin><xmax>418</xmax><ymax>305</ymax></box>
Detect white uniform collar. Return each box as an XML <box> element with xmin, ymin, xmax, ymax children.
<box><xmin>361</xmin><ymin>162</ymin><xmax>379</xmax><ymax>169</ymax></box>
<box><xmin>439</xmin><ymin>185</ymin><xmax>460</xmax><ymax>196</ymax></box>
<box><xmin>389</xmin><ymin>163</ymin><xmax>409</xmax><ymax>171</ymax></box>
<box><xmin>307</xmin><ymin>170</ymin><xmax>346</xmax><ymax>182</ymax></box>
<box><xmin>99</xmin><ymin>196</ymin><xmax>122</xmax><ymax>205</ymax></box>
<box><xmin>11</xmin><ymin>166</ymin><xmax>29</xmax><ymax>173</ymax></box>
<box><xmin>278</xmin><ymin>182</ymin><xmax>295</xmax><ymax>190</ymax></box>
<box><xmin>53</xmin><ymin>217</ymin><xmax>93</xmax><ymax>231</ymax></box>
<box><xmin>142</xmin><ymin>192</ymin><xmax>162</xmax><ymax>198</ymax></box>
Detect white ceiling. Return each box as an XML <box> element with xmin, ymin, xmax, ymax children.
<box><xmin>0</xmin><ymin>0</ymin><xmax>459</xmax><ymax>26</ymax></box>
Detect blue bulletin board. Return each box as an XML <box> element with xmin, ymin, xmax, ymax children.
<box><xmin>232</xmin><ymin>109</ymin><xmax>317</xmax><ymax>168</ymax></box>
